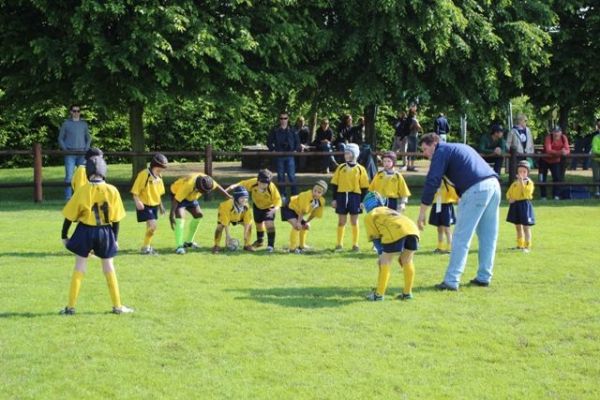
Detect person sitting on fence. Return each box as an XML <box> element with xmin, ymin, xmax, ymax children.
<box><xmin>169</xmin><ymin>173</ymin><xmax>230</xmax><ymax>254</ymax></box>
<box><xmin>539</xmin><ymin>126</ymin><xmax>570</xmax><ymax>200</ymax></box>
<box><xmin>212</xmin><ymin>186</ymin><xmax>254</xmax><ymax>254</ymax></box>
<box><xmin>506</xmin><ymin>160</ymin><xmax>535</xmax><ymax>253</ymax></box>
<box><xmin>507</xmin><ymin>113</ymin><xmax>534</xmax><ymax>160</ymax></box>
<box><xmin>312</xmin><ymin>118</ymin><xmax>338</xmax><ymax>173</ymax></box>
<box><xmin>479</xmin><ymin>124</ymin><xmax>507</xmax><ymax>175</ymax></box>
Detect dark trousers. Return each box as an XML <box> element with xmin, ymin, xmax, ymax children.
<box><xmin>538</xmin><ymin>159</ymin><xmax>563</xmax><ymax>198</ymax></box>
<box><xmin>316</xmin><ymin>143</ymin><xmax>337</xmax><ymax>170</ymax></box>
<box><xmin>483</xmin><ymin>155</ymin><xmax>503</xmax><ymax>175</ymax></box>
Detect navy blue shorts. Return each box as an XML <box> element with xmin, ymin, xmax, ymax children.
<box><xmin>253</xmin><ymin>204</ymin><xmax>276</xmax><ymax>223</ymax></box>
<box><xmin>428</xmin><ymin>203</ymin><xmax>456</xmax><ymax>227</ymax></box>
<box><xmin>280</xmin><ymin>206</ymin><xmax>299</xmax><ymax>221</ymax></box>
<box><xmin>66</xmin><ymin>224</ymin><xmax>118</xmax><ymax>259</ymax></box>
<box><xmin>386</xmin><ymin>198</ymin><xmax>399</xmax><ymax>210</ymax></box>
<box><xmin>136</xmin><ymin>205</ymin><xmax>159</xmax><ymax>222</ymax></box>
<box><xmin>507</xmin><ymin>200</ymin><xmax>535</xmax><ymax>226</ymax></box>
<box><xmin>177</xmin><ymin>199</ymin><xmax>200</xmax><ymax>210</ymax></box>
<box><xmin>335</xmin><ymin>192</ymin><xmax>362</xmax><ymax>215</ymax></box>
<box><xmin>382</xmin><ymin>235</ymin><xmax>419</xmax><ymax>253</ymax></box>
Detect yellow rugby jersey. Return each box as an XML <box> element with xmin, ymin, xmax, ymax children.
<box><xmin>433</xmin><ymin>178</ymin><xmax>459</xmax><ymax>204</ymax></box>
<box><xmin>288</xmin><ymin>189</ymin><xmax>326</xmax><ymax>219</ymax></box>
<box><xmin>130</xmin><ymin>168</ymin><xmax>165</xmax><ymax>206</ymax></box>
<box><xmin>71</xmin><ymin>165</ymin><xmax>88</xmax><ymax>192</ymax></box>
<box><xmin>331</xmin><ymin>163</ymin><xmax>369</xmax><ymax>194</ymax></box>
<box><xmin>170</xmin><ymin>173</ymin><xmax>216</xmax><ymax>202</ymax></box>
<box><xmin>368</xmin><ymin>170</ymin><xmax>411</xmax><ymax>199</ymax></box>
<box><xmin>238</xmin><ymin>178</ymin><xmax>282</xmax><ymax>209</ymax></box>
<box><xmin>63</xmin><ymin>181</ymin><xmax>126</xmax><ymax>226</ymax></box>
<box><xmin>364</xmin><ymin>206</ymin><xmax>420</xmax><ymax>244</ymax></box>
<box><xmin>217</xmin><ymin>199</ymin><xmax>253</xmax><ymax>226</ymax></box>
<box><xmin>506</xmin><ymin>179</ymin><xmax>535</xmax><ymax>201</ymax></box>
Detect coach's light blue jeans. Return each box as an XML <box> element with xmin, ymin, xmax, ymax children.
<box><xmin>64</xmin><ymin>154</ymin><xmax>85</xmax><ymax>200</ymax></box>
<box><xmin>443</xmin><ymin>177</ymin><xmax>500</xmax><ymax>288</ymax></box>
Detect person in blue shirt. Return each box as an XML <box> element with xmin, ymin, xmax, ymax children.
<box><xmin>434</xmin><ymin>113</ymin><xmax>450</xmax><ymax>142</ymax></box>
<box><xmin>417</xmin><ymin>133</ymin><xmax>501</xmax><ymax>290</ymax></box>
<box><xmin>58</xmin><ymin>104</ymin><xmax>92</xmax><ymax>200</ymax></box>
<box><xmin>267</xmin><ymin>111</ymin><xmax>301</xmax><ymax>197</ymax></box>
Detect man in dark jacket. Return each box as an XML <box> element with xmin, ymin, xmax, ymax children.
<box><xmin>267</xmin><ymin>111</ymin><xmax>301</xmax><ymax>196</ymax></box>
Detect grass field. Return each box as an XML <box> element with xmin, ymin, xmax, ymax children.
<box><xmin>1</xmin><ymin>165</ymin><xmax>599</xmax><ymax>399</ymax></box>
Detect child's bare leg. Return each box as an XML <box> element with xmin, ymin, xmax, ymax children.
<box><xmin>523</xmin><ymin>226</ymin><xmax>532</xmax><ymax>249</ymax></box>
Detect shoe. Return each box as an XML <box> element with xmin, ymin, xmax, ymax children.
<box><xmin>322</xmin><ymin>168</ymin><xmax>330</xmax><ymax>174</ymax></box>
<box><xmin>266</xmin><ymin>246</ymin><xmax>274</xmax><ymax>253</ymax></box>
<box><xmin>211</xmin><ymin>245</ymin><xmax>222</xmax><ymax>254</ymax></box>
<box><xmin>334</xmin><ymin>245</ymin><xmax>343</xmax><ymax>252</ymax></box>
<box><xmin>541</xmin><ymin>197</ymin><xmax>548</xmax><ymax>201</ymax></box>
<box><xmin>407</xmin><ymin>166</ymin><xmax>417</xmax><ymax>172</ymax></box>
<box><xmin>469</xmin><ymin>278</ymin><xmax>489</xmax><ymax>287</ymax></box>
<box><xmin>243</xmin><ymin>245</ymin><xmax>255</xmax><ymax>252</ymax></box>
<box><xmin>433</xmin><ymin>248</ymin><xmax>444</xmax><ymax>254</ymax></box>
<box><xmin>112</xmin><ymin>305</ymin><xmax>134</xmax><ymax>314</ymax></box>
<box><xmin>511</xmin><ymin>246</ymin><xmax>523</xmax><ymax>250</ymax></box>
<box><xmin>59</xmin><ymin>307</ymin><xmax>75</xmax><ymax>315</ymax></box>
<box><xmin>351</xmin><ymin>245</ymin><xmax>360</xmax><ymax>252</ymax></box>
<box><xmin>553</xmin><ymin>196</ymin><xmax>561</xmax><ymax>200</ymax></box>
<box><xmin>522</xmin><ymin>247</ymin><xmax>530</xmax><ymax>253</ymax></box>
<box><xmin>140</xmin><ymin>246</ymin><xmax>158</xmax><ymax>255</ymax></box>
<box><xmin>183</xmin><ymin>241</ymin><xmax>200</xmax><ymax>249</ymax></box>
<box><xmin>251</xmin><ymin>240</ymin><xmax>264</xmax><ymax>248</ymax></box>
<box><xmin>399</xmin><ymin>165</ymin><xmax>408</xmax><ymax>172</ymax></box>
<box><xmin>294</xmin><ymin>248</ymin><xmax>304</xmax><ymax>254</ymax></box>
<box><xmin>175</xmin><ymin>247</ymin><xmax>186</xmax><ymax>255</ymax></box>
<box><xmin>434</xmin><ymin>282</ymin><xmax>458</xmax><ymax>291</ymax></box>
<box><xmin>595</xmin><ymin>192</ymin><xmax>600</xmax><ymax>197</ymax></box>
<box><xmin>396</xmin><ymin>293</ymin><xmax>414</xmax><ymax>300</ymax></box>
<box><xmin>366</xmin><ymin>291</ymin><xmax>384</xmax><ymax>301</ymax></box>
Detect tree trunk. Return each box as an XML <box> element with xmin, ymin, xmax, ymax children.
<box><xmin>364</xmin><ymin>104</ymin><xmax>378</xmax><ymax>150</ymax></box>
<box><xmin>558</xmin><ymin>105</ymin><xmax>570</xmax><ymax>133</ymax></box>
<box><xmin>129</xmin><ymin>101</ymin><xmax>146</xmax><ymax>180</ymax></box>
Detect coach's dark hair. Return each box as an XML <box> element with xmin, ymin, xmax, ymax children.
<box><xmin>419</xmin><ymin>132</ymin><xmax>440</xmax><ymax>146</ymax></box>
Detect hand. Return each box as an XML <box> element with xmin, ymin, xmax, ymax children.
<box><xmin>169</xmin><ymin>212</ymin><xmax>176</xmax><ymax>230</ymax></box>
<box><xmin>417</xmin><ymin>213</ymin><xmax>427</xmax><ymax>230</ymax></box>
<box><xmin>398</xmin><ymin>203</ymin><xmax>406</xmax><ymax>213</ymax></box>
<box><xmin>135</xmin><ymin>200</ymin><xmax>145</xmax><ymax>211</ymax></box>
<box><xmin>115</xmin><ymin>241</ymin><xmax>119</xmax><ymax>250</ymax></box>
<box><xmin>265</xmin><ymin>208</ymin><xmax>276</xmax><ymax>219</ymax></box>
<box><xmin>159</xmin><ymin>204</ymin><xmax>166</xmax><ymax>215</ymax></box>
<box><xmin>508</xmin><ymin>199</ymin><xmax>515</xmax><ymax>204</ymax></box>
<box><xmin>561</xmin><ymin>149</ymin><xmax>567</xmax><ymax>156</ymax></box>
<box><xmin>62</xmin><ymin>238</ymin><xmax>68</xmax><ymax>247</ymax></box>
<box><xmin>494</xmin><ymin>147</ymin><xmax>502</xmax><ymax>155</ymax></box>
<box><xmin>331</xmin><ymin>200</ymin><xmax>337</xmax><ymax>209</ymax></box>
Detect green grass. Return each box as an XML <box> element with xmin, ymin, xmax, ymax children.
<box><xmin>1</xmin><ymin>167</ymin><xmax>599</xmax><ymax>399</ymax></box>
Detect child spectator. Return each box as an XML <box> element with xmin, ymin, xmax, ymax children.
<box><xmin>428</xmin><ymin>177</ymin><xmax>459</xmax><ymax>254</ymax></box>
<box><xmin>60</xmin><ymin>153</ymin><xmax>132</xmax><ymax>315</ymax></box>
<box><xmin>169</xmin><ymin>173</ymin><xmax>229</xmax><ymax>254</ymax></box>
<box><xmin>506</xmin><ymin>160</ymin><xmax>535</xmax><ymax>252</ymax></box>
<box><xmin>280</xmin><ymin>180</ymin><xmax>328</xmax><ymax>253</ymax></box>
<box><xmin>226</xmin><ymin>169</ymin><xmax>282</xmax><ymax>253</ymax></box>
<box><xmin>330</xmin><ymin>143</ymin><xmax>370</xmax><ymax>251</ymax></box>
<box><xmin>71</xmin><ymin>147</ymin><xmax>104</xmax><ymax>193</ymax></box>
<box><xmin>212</xmin><ymin>186</ymin><xmax>254</xmax><ymax>253</ymax></box>
<box><xmin>368</xmin><ymin>151</ymin><xmax>411</xmax><ymax>212</ymax></box>
<box><xmin>363</xmin><ymin>192</ymin><xmax>420</xmax><ymax>301</ymax></box>
<box><xmin>130</xmin><ymin>153</ymin><xmax>168</xmax><ymax>255</ymax></box>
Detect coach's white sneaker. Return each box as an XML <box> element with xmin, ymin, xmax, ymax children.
<box><xmin>112</xmin><ymin>305</ymin><xmax>135</xmax><ymax>315</ymax></box>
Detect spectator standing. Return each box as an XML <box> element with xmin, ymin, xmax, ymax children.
<box><xmin>312</xmin><ymin>118</ymin><xmax>338</xmax><ymax>173</ymax></box>
<box><xmin>405</xmin><ymin>104</ymin><xmax>422</xmax><ymax>172</ymax></box>
<box><xmin>294</xmin><ymin>116</ymin><xmax>310</xmax><ymax>171</ymax></box>
<box><xmin>392</xmin><ymin>111</ymin><xmax>408</xmax><ymax>169</ymax></box>
<box><xmin>418</xmin><ymin>133</ymin><xmax>500</xmax><ymax>290</ymax></box>
<box><xmin>434</xmin><ymin>113</ymin><xmax>451</xmax><ymax>142</ymax></box>
<box><xmin>591</xmin><ymin>122</ymin><xmax>600</xmax><ymax>196</ymax></box>
<box><xmin>539</xmin><ymin>126</ymin><xmax>570</xmax><ymax>200</ymax></box>
<box><xmin>58</xmin><ymin>104</ymin><xmax>91</xmax><ymax>200</ymax></box>
<box><xmin>267</xmin><ymin>111</ymin><xmax>301</xmax><ymax>197</ymax></box>
<box><xmin>570</xmin><ymin>123</ymin><xmax>592</xmax><ymax>170</ymax></box>
<box><xmin>479</xmin><ymin>124</ymin><xmax>507</xmax><ymax>175</ymax></box>
<box><xmin>507</xmin><ymin>113</ymin><xmax>534</xmax><ymax>164</ymax></box>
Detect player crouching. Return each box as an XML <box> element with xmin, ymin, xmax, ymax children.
<box><xmin>60</xmin><ymin>153</ymin><xmax>133</xmax><ymax>315</ymax></box>
<box><xmin>212</xmin><ymin>186</ymin><xmax>255</xmax><ymax>253</ymax></box>
<box><xmin>363</xmin><ymin>191</ymin><xmax>420</xmax><ymax>301</ymax></box>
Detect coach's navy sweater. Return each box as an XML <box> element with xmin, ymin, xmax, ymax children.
<box><xmin>421</xmin><ymin>142</ymin><xmax>497</xmax><ymax>206</ymax></box>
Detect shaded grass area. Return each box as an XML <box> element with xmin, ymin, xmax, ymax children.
<box><xmin>1</xmin><ymin>196</ymin><xmax>599</xmax><ymax>399</ymax></box>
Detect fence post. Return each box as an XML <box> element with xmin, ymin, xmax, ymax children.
<box><xmin>33</xmin><ymin>143</ymin><xmax>43</xmax><ymax>203</ymax></box>
<box><xmin>204</xmin><ymin>144</ymin><xmax>213</xmax><ymax>176</ymax></box>
<box><xmin>508</xmin><ymin>148</ymin><xmax>517</xmax><ymax>186</ymax></box>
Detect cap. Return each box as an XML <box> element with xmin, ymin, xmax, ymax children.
<box><xmin>517</xmin><ymin>160</ymin><xmax>530</xmax><ymax>171</ymax></box>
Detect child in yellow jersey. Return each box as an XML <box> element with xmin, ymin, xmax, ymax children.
<box><xmin>506</xmin><ymin>160</ymin><xmax>535</xmax><ymax>252</ymax></box>
<box><xmin>212</xmin><ymin>186</ymin><xmax>254</xmax><ymax>253</ymax></box>
<box><xmin>169</xmin><ymin>173</ymin><xmax>230</xmax><ymax>254</ymax></box>
<box><xmin>368</xmin><ymin>151</ymin><xmax>411</xmax><ymax>212</ymax></box>
<box><xmin>60</xmin><ymin>154</ymin><xmax>133</xmax><ymax>315</ymax></box>
<box><xmin>226</xmin><ymin>169</ymin><xmax>282</xmax><ymax>253</ymax></box>
<box><xmin>428</xmin><ymin>177</ymin><xmax>459</xmax><ymax>254</ymax></box>
<box><xmin>363</xmin><ymin>192</ymin><xmax>420</xmax><ymax>301</ymax></box>
<box><xmin>71</xmin><ymin>147</ymin><xmax>104</xmax><ymax>194</ymax></box>
<box><xmin>330</xmin><ymin>143</ymin><xmax>370</xmax><ymax>251</ymax></box>
<box><xmin>280</xmin><ymin>180</ymin><xmax>328</xmax><ymax>253</ymax></box>
<box><xmin>130</xmin><ymin>153</ymin><xmax>168</xmax><ymax>255</ymax></box>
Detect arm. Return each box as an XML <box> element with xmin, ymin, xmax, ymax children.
<box><xmin>58</xmin><ymin>122</ymin><xmax>67</xmax><ymax>150</ymax></box>
<box><xmin>417</xmin><ymin>203</ymin><xmax>429</xmax><ymax>230</ymax></box>
<box><xmin>61</xmin><ymin>218</ymin><xmax>73</xmax><ymax>245</ymax></box>
<box><xmin>216</xmin><ymin>183</ymin><xmax>233</xmax><ymax>199</ymax></box>
<box><xmin>84</xmin><ymin>123</ymin><xmax>91</xmax><ymax>149</ymax></box>
<box><xmin>132</xmin><ymin>194</ymin><xmax>144</xmax><ymax>211</ymax></box>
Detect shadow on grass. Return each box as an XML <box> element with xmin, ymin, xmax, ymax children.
<box><xmin>0</xmin><ymin>310</ymin><xmax>108</xmax><ymax>318</ymax></box>
<box><xmin>227</xmin><ymin>286</ymin><xmax>368</xmax><ymax>308</ymax></box>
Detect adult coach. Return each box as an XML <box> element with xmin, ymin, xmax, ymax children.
<box><xmin>58</xmin><ymin>104</ymin><xmax>91</xmax><ymax>200</ymax></box>
<box><xmin>417</xmin><ymin>133</ymin><xmax>501</xmax><ymax>290</ymax></box>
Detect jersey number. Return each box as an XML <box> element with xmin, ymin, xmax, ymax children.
<box><xmin>92</xmin><ymin>202</ymin><xmax>110</xmax><ymax>225</ymax></box>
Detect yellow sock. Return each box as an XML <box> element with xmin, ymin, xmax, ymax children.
<box><xmin>402</xmin><ymin>263</ymin><xmax>415</xmax><ymax>295</ymax></box>
<box><xmin>444</xmin><ymin>242</ymin><xmax>451</xmax><ymax>251</ymax></box>
<box><xmin>214</xmin><ymin>229</ymin><xmax>222</xmax><ymax>247</ymax></box>
<box><xmin>437</xmin><ymin>241</ymin><xmax>444</xmax><ymax>250</ymax></box>
<box><xmin>376</xmin><ymin>264</ymin><xmax>391</xmax><ymax>296</ymax></box>
<box><xmin>351</xmin><ymin>224</ymin><xmax>359</xmax><ymax>247</ymax></box>
<box><xmin>517</xmin><ymin>238</ymin><xmax>524</xmax><ymax>248</ymax></box>
<box><xmin>299</xmin><ymin>230</ymin><xmax>308</xmax><ymax>248</ymax></box>
<box><xmin>143</xmin><ymin>226</ymin><xmax>154</xmax><ymax>247</ymax></box>
<box><xmin>524</xmin><ymin>241</ymin><xmax>531</xmax><ymax>249</ymax></box>
<box><xmin>104</xmin><ymin>271</ymin><xmax>122</xmax><ymax>308</ymax></box>
<box><xmin>67</xmin><ymin>270</ymin><xmax>84</xmax><ymax>308</ymax></box>
<box><xmin>336</xmin><ymin>226</ymin><xmax>345</xmax><ymax>247</ymax></box>
<box><xmin>289</xmin><ymin>229</ymin><xmax>299</xmax><ymax>250</ymax></box>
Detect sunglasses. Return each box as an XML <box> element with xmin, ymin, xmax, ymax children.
<box><xmin>279</xmin><ymin>117</ymin><xmax>288</xmax><ymax>120</ymax></box>
<box><xmin>71</xmin><ymin>109</ymin><xmax>81</xmax><ymax>113</ymax></box>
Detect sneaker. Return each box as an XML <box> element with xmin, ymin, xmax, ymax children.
<box><xmin>140</xmin><ymin>246</ymin><xmax>158</xmax><ymax>255</ymax></box>
<box><xmin>396</xmin><ymin>293</ymin><xmax>414</xmax><ymax>300</ymax></box>
<box><xmin>175</xmin><ymin>247</ymin><xmax>186</xmax><ymax>255</ymax></box>
<box><xmin>266</xmin><ymin>246</ymin><xmax>274</xmax><ymax>253</ymax></box>
<box><xmin>334</xmin><ymin>245</ymin><xmax>343</xmax><ymax>252</ymax></box>
<box><xmin>294</xmin><ymin>248</ymin><xmax>304</xmax><ymax>254</ymax></box>
<box><xmin>434</xmin><ymin>282</ymin><xmax>458</xmax><ymax>291</ymax></box>
<box><xmin>553</xmin><ymin>196</ymin><xmax>561</xmax><ymax>200</ymax></box>
<box><xmin>399</xmin><ymin>165</ymin><xmax>408</xmax><ymax>172</ymax></box>
<box><xmin>351</xmin><ymin>245</ymin><xmax>360</xmax><ymax>252</ymax></box>
<box><xmin>522</xmin><ymin>247</ymin><xmax>530</xmax><ymax>253</ymax></box>
<box><xmin>112</xmin><ymin>305</ymin><xmax>134</xmax><ymax>314</ymax></box>
<box><xmin>243</xmin><ymin>245</ymin><xmax>255</xmax><ymax>252</ymax></box>
<box><xmin>469</xmin><ymin>278</ymin><xmax>490</xmax><ymax>287</ymax></box>
<box><xmin>511</xmin><ymin>246</ymin><xmax>523</xmax><ymax>250</ymax></box>
<box><xmin>211</xmin><ymin>245</ymin><xmax>222</xmax><ymax>254</ymax></box>
<box><xmin>183</xmin><ymin>241</ymin><xmax>200</xmax><ymax>249</ymax></box>
<box><xmin>366</xmin><ymin>291</ymin><xmax>384</xmax><ymax>301</ymax></box>
<box><xmin>59</xmin><ymin>307</ymin><xmax>75</xmax><ymax>315</ymax></box>
<box><xmin>433</xmin><ymin>248</ymin><xmax>445</xmax><ymax>254</ymax></box>
<box><xmin>251</xmin><ymin>240</ymin><xmax>264</xmax><ymax>248</ymax></box>
<box><xmin>595</xmin><ymin>192</ymin><xmax>600</xmax><ymax>198</ymax></box>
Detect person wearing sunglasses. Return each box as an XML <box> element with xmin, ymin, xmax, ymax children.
<box><xmin>58</xmin><ymin>104</ymin><xmax>92</xmax><ymax>200</ymax></box>
<box><xmin>266</xmin><ymin>111</ymin><xmax>301</xmax><ymax>197</ymax></box>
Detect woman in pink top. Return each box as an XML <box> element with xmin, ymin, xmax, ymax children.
<box><xmin>539</xmin><ymin>126</ymin><xmax>570</xmax><ymax>199</ymax></box>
